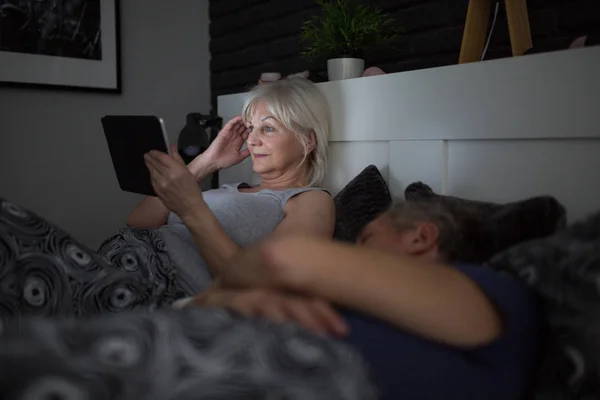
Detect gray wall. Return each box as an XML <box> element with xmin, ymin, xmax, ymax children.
<box><xmin>0</xmin><ymin>0</ymin><xmax>210</xmax><ymax>248</ymax></box>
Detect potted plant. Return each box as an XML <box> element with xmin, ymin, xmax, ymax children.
<box><xmin>300</xmin><ymin>0</ymin><xmax>402</xmax><ymax>81</ymax></box>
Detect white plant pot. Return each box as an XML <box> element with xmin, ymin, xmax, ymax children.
<box><xmin>327</xmin><ymin>58</ymin><xmax>365</xmax><ymax>81</ymax></box>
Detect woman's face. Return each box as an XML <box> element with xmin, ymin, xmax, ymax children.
<box><xmin>246</xmin><ymin>102</ymin><xmax>312</xmax><ymax>178</ymax></box>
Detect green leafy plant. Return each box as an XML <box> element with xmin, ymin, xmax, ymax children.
<box><xmin>300</xmin><ymin>0</ymin><xmax>403</xmax><ymax>61</ymax></box>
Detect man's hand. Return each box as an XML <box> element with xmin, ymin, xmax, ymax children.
<box><xmin>192</xmin><ymin>287</ymin><xmax>348</xmax><ymax>338</ymax></box>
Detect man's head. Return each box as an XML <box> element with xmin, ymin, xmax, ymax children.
<box><xmin>357</xmin><ymin>200</ymin><xmax>461</xmax><ymax>262</ymax></box>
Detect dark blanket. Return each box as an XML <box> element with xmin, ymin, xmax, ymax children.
<box><xmin>487</xmin><ymin>211</ymin><xmax>600</xmax><ymax>399</ymax></box>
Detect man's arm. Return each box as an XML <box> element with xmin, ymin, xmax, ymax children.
<box><xmin>193</xmin><ymin>286</ymin><xmax>348</xmax><ymax>337</ymax></box>
<box><xmin>222</xmin><ymin>237</ymin><xmax>502</xmax><ymax>348</ymax></box>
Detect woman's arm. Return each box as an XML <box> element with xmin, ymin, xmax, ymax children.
<box><xmin>182</xmin><ymin>189</ymin><xmax>335</xmax><ymax>276</ymax></box>
<box><xmin>127</xmin><ymin>148</ymin><xmax>216</xmax><ymax>229</ymax></box>
<box><xmin>221</xmin><ymin>237</ymin><xmax>502</xmax><ymax>348</ymax></box>
<box><xmin>126</xmin><ymin>196</ymin><xmax>170</xmax><ymax>229</ymax></box>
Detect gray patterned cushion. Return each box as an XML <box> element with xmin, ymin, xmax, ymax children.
<box><xmin>486</xmin><ymin>211</ymin><xmax>600</xmax><ymax>399</ymax></box>
<box><xmin>405</xmin><ymin>182</ymin><xmax>567</xmax><ymax>263</ymax></box>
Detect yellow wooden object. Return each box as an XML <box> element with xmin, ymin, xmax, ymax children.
<box><xmin>459</xmin><ymin>0</ymin><xmax>532</xmax><ymax>64</ymax></box>
<box><xmin>459</xmin><ymin>0</ymin><xmax>493</xmax><ymax>64</ymax></box>
<box><xmin>505</xmin><ymin>0</ymin><xmax>533</xmax><ymax>56</ymax></box>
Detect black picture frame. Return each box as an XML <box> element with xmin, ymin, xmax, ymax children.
<box><xmin>0</xmin><ymin>0</ymin><xmax>121</xmax><ymax>93</ymax></box>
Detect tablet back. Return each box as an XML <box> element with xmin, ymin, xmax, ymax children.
<box><xmin>101</xmin><ymin>115</ymin><xmax>170</xmax><ymax>196</ymax></box>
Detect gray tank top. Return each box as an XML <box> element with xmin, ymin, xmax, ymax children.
<box><xmin>158</xmin><ymin>183</ymin><xmax>327</xmax><ymax>295</ymax></box>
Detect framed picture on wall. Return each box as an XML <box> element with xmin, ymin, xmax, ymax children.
<box><xmin>0</xmin><ymin>0</ymin><xmax>121</xmax><ymax>93</ymax></box>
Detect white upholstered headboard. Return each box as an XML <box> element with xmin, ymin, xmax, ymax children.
<box><xmin>217</xmin><ymin>47</ymin><xmax>600</xmax><ymax>223</ymax></box>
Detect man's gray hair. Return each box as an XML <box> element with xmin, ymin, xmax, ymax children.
<box><xmin>242</xmin><ymin>77</ymin><xmax>331</xmax><ymax>187</ymax></box>
<box><xmin>388</xmin><ymin>200</ymin><xmax>463</xmax><ymax>261</ymax></box>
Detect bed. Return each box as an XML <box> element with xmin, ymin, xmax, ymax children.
<box><xmin>1</xmin><ymin>46</ymin><xmax>599</xmax><ymax>400</ymax></box>
<box><xmin>215</xmin><ymin>45</ymin><xmax>600</xmax><ymax>399</ymax></box>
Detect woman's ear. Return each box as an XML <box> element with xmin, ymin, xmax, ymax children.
<box><xmin>306</xmin><ymin>131</ymin><xmax>317</xmax><ymax>154</ymax></box>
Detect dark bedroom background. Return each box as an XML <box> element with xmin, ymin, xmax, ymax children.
<box><xmin>209</xmin><ymin>0</ymin><xmax>600</xmax><ymax>111</ymax></box>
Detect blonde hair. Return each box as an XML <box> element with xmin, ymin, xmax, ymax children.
<box><xmin>241</xmin><ymin>77</ymin><xmax>330</xmax><ymax>187</ymax></box>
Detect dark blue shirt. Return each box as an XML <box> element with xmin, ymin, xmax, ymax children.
<box><xmin>340</xmin><ymin>263</ymin><xmax>541</xmax><ymax>400</ymax></box>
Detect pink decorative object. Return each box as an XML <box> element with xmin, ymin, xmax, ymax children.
<box><xmin>258</xmin><ymin>70</ymin><xmax>310</xmax><ymax>85</ymax></box>
<box><xmin>362</xmin><ymin>67</ymin><xmax>386</xmax><ymax>77</ymax></box>
<box><xmin>569</xmin><ymin>36</ymin><xmax>588</xmax><ymax>49</ymax></box>
<box><xmin>258</xmin><ymin>72</ymin><xmax>281</xmax><ymax>85</ymax></box>
<box><xmin>288</xmin><ymin>70</ymin><xmax>310</xmax><ymax>79</ymax></box>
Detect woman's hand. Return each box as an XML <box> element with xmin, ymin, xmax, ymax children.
<box><xmin>202</xmin><ymin>116</ymin><xmax>250</xmax><ymax>170</ymax></box>
<box><xmin>192</xmin><ymin>287</ymin><xmax>348</xmax><ymax>337</ymax></box>
<box><xmin>144</xmin><ymin>149</ymin><xmax>203</xmax><ymax>220</ymax></box>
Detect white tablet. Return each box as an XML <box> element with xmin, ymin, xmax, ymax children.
<box><xmin>101</xmin><ymin>115</ymin><xmax>171</xmax><ymax>196</ymax></box>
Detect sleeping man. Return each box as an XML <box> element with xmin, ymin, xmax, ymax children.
<box><xmin>195</xmin><ymin>200</ymin><xmax>542</xmax><ymax>400</ymax></box>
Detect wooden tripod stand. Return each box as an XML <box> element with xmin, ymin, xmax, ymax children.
<box><xmin>459</xmin><ymin>0</ymin><xmax>532</xmax><ymax>63</ymax></box>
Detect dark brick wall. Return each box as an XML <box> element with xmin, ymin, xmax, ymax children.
<box><xmin>209</xmin><ymin>0</ymin><xmax>600</xmax><ymax>111</ymax></box>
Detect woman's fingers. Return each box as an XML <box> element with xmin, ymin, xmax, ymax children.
<box><xmin>147</xmin><ymin>150</ymin><xmax>189</xmax><ymax>178</ymax></box>
<box><xmin>146</xmin><ymin>162</ymin><xmax>158</xmax><ymax>183</ymax></box>
<box><xmin>147</xmin><ymin>150</ymin><xmax>172</xmax><ymax>169</ymax></box>
<box><xmin>235</xmin><ymin>121</ymin><xmax>246</xmax><ymax>136</ymax></box>
<box><xmin>237</xmin><ymin>148</ymin><xmax>251</xmax><ymax>162</ymax></box>
<box><xmin>146</xmin><ymin>164</ymin><xmax>165</xmax><ymax>195</ymax></box>
<box><xmin>222</xmin><ymin>116</ymin><xmax>243</xmax><ymax>135</ymax></box>
<box><xmin>144</xmin><ymin>154</ymin><xmax>167</xmax><ymax>180</ymax></box>
<box><xmin>171</xmin><ymin>149</ymin><xmax>186</xmax><ymax>165</ymax></box>
<box><xmin>144</xmin><ymin>150</ymin><xmax>191</xmax><ymax>195</ymax></box>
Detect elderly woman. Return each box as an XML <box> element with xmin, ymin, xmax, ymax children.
<box><xmin>0</xmin><ymin>77</ymin><xmax>333</xmax><ymax>318</ymax></box>
<box><xmin>126</xmin><ymin>77</ymin><xmax>333</xmax><ymax>296</ymax></box>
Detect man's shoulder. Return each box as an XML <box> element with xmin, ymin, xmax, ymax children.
<box><xmin>453</xmin><ymin>263</ymin><xmax>536</xmax><ymax>300</ymax></box>
<box><xmin>452</xmin><ymin>263</ymin><xmax>541</xmax><ymax>348</ymax></box>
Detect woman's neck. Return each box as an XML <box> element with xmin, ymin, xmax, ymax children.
<box><xmin>258</xmin><ymin>168</ymin><xmax>310</xmax><ymax>190</ymax></box>
<box><xmin>258</xmin><ymin>177</ymin><xmax>307</xmax><ymax>190</ymax></box>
